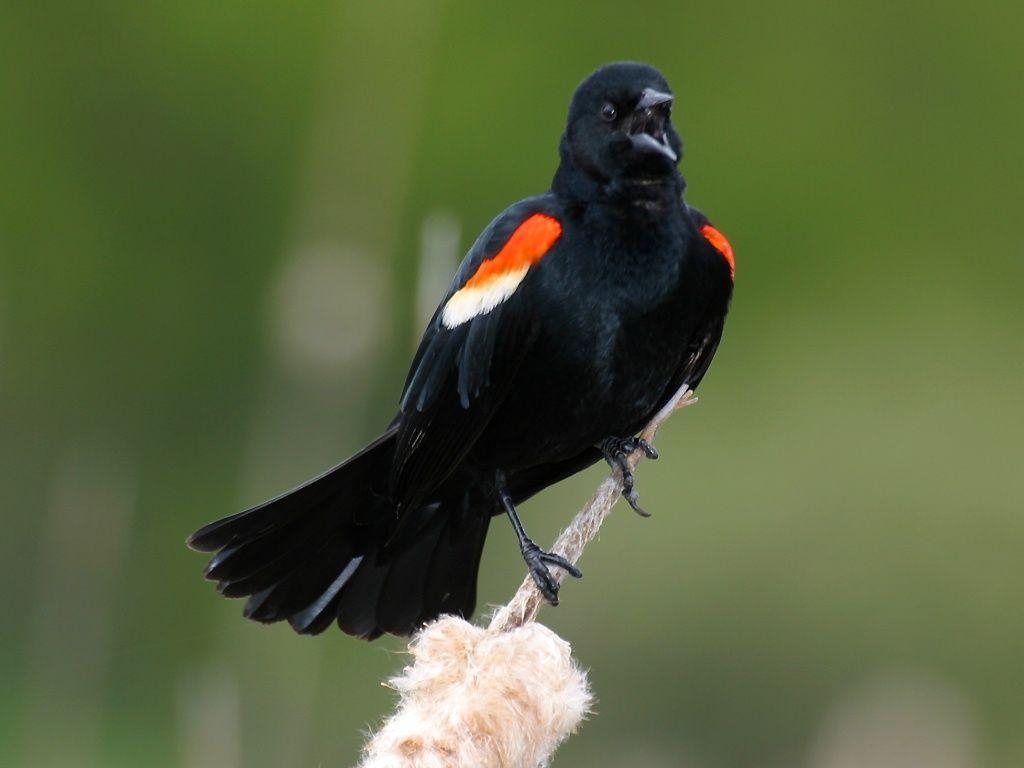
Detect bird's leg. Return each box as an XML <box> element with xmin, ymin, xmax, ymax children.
<box><xmin>599</xmin><ymin>436</ymin><xmax>659</xmax><ymax>517</ymax></box>
<box><xmin>496</xmin><ymin>470</ymin><xmax>582</xmax><ymax>605</ymax></box>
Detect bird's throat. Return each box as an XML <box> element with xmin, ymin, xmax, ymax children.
<box><xmin>551</xmin><ymin>155</ymin><xmax>684</xmax><ymax>210</ymax></box>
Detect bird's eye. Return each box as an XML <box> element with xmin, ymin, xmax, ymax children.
<box><xmin>600</xmin><ymin>102</ymin><xmax>617</xmax><ymax>122</ymax></box>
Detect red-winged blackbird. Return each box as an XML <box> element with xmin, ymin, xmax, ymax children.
<box><xmin>188</xmin><ymin>62</ymin><xmax>735</xmax><ymax>640</ymax></box>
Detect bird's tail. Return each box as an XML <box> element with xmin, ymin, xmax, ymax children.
<box><xmin>187</xmin><ymin>429</ymin><xmax>492</xmax><ymax>639</ymax></box>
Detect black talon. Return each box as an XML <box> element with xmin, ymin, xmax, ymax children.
<box><xmin>624</xmin><ymin>487</ymin><xmax>652</xmax><ymax>518</ymax></box>
<box><xmin>496</xmin><ymin>471</ymin><xmax>583</xmax><ymax>605</ymax></box>
<box><xmin>600</xmin><ymin>435</ymin><xmax>658</xmax><ymax>516</ymax></box>
<box><xmin>539</xmin><ymin>549</ymin><xmax>582</xmax><ymax>579</ymax></box>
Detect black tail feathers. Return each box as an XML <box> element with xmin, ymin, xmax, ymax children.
<box><xmin>187</xmin><ymin>429</ymin><xmax>491</xmax><ymax>639</ymax></box>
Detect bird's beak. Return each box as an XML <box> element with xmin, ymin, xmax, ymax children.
<box><xmin>629</xmin><ymin>88</ymin><xmax>677</xmax><ymax>162</ymax></box>
<box><xmin>636</xmin><ymin>88</ymin><xmax>673</xmax><ymax>111</ymax></box>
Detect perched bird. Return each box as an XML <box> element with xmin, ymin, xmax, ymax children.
<box><xmin>188</xmin><ymin>62</ymin><xmax>735</xmax><ymax>640</ymax></box>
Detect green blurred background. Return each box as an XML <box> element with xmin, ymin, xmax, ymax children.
<box><xmin>2</xmin><ymin>1</ymin><xmax>1022</xmax><ymax>766</ymax></box>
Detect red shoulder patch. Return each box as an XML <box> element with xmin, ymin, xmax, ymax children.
<box><xmin>464</xmin><ymin>213</ymin><xmax>562</xmax><ymax>289</ymax></box>
<box><xmin>701</xmin><ymin>224</ymin><xmax>735</xmax><ymax>280</ymax></box>
<box><xmin>442</xmin><ymin>213</ymin><xmax>562</xmax><ymax>328</ymax></box>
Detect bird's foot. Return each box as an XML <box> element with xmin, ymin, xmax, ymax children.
<box><xmin>605</xmin><ymin>436</ymin><xmax>660</xmax><ymax>461</ymax></box>
<box><xmin>496</xmin><ymin>468</ymin><xmax>583</xmax><ymax>605</ymax></box>
<box><xmin>600</xmin><ymin>436</ymin><xmax>659</xmax><ymax>517</ymax></box>
<box><xmin>521</xmin><ymin>539</ymin><xmax>582</xmax><ymax>605</ymax></box>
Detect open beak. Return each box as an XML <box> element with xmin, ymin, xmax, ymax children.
<box><xmin>629</xmin><ymin>88</ymin><xmax>677</xmax><ymax>162</ymax></box>
<box><xmin>636</xmin><ymin>88</ymin><xmax>673</xmax><ymax>111</ymax></box>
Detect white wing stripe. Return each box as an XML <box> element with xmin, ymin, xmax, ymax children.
<box><xmin>440</xmin><ymin>267</ymin><xmax>529</xmax><ymax>329</ymax></box>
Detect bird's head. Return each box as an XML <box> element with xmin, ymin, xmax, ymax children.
<box><xmin>558</xmin><ymin>62</ymin><xmax>683</xmax><ymax>193</ymax></box>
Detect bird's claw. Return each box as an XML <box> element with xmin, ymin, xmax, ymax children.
<box><xmin>623</xmin><ymin>487</ymin><xmax>652</xmax><ymax>517</ymax></box>
<box><xmin>620</xmin><ymin>437</ymin><xmax>657</xmax><ymax>460</ymax></box>
<box><xmin>601</xmin><ymin>435</ymin><xmax>659</xmax><ymax>461</ymax></box>
<box><xmin>522</xmin><ymin>540</ymin><xmax>582</xmax><ymax>605</ymax></box>
<box><xmin>600</xmin><ymin>435</ymin><xmax>658</xmax><ymax>517</ymax></box>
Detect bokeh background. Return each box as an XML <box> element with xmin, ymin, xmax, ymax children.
<box><xmin>2</xmin><ymin>1</ymin><xmax>1022</xmax><ymax>766</ymax></box>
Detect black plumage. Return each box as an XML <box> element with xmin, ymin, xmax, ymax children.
<box><xmin>188</xmin><ymin>61</ymin><xmax>735</xmax><ymax>639</ymax></box>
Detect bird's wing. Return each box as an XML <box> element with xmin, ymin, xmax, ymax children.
<box><xmin>674</xmin><ymin>314</ymin><xmax>727</xmax><ymax>393</ymax></box>
<box><xmin>391</xmin><ymin>196</ymin><xmax>564</xmax><ymax>511</ymax></box>
<box><xmin>686</xmin><ymin>203</ymin><xmax>736</xmax><ymax>283</ymax></box>
<box><xmin>667</xmin><ymin>204</ymin><xmax>735</xmax><ymax>394</ymax></box>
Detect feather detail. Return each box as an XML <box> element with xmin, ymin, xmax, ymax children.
<box><xmin>442</xmin><ymin>267</ymin><xmax>529</xmax><ymax>328</ymax></box>
<box><xmin>700</xmin><ymin>223</ymin><xmax>735</xmax><ymax>280</ymax></box>
<box><xmin>441</xmin><ymin>213</ymin><xmax>561</xmax><ymax>328</ymax></box>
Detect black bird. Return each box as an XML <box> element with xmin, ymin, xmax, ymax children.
<box><xmin>188</xmin><ymin>62</ymin><xmax>735</xmax><ymax>639</ymax></box>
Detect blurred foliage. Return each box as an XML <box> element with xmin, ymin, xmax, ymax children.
<box><xmin>1</xmin><ymin>1</ymin><xmax>1022</xmax><ymax>767</ymax></box>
